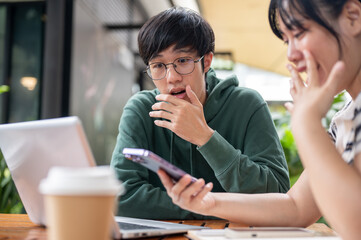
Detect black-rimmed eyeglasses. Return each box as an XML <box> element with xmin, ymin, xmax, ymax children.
<box><xmin>145</xmin><ymin>56</ymin><xmax>204</xmax><ymax>80</ymax></box>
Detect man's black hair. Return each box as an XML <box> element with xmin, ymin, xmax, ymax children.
<box><xmin>138</xmin><ymin>7</ymin><xmax>215</xmax><ymax>65</ymax></box>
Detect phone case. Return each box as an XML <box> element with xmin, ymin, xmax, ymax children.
<box><xmin>122</xmin><ymin>148</ymin><xmax>196</xmax><ymax>182</ymax></box>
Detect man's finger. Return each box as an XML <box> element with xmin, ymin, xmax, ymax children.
<box><xmin>149</xmin><ymin>110</ymin><xmax>173</xmax><ymax>121</ymax></box>
<box><xmin>186</xmin><ymin>85</ymin><xmax>202</xmax><ymax>107</ymax></box>
<box><xmin>154</xmin><ymin>119</ymin><xmax>172</xmax><ymax>130</ymax></box>
<box><xmin>155</xmin><ymin>94</ymin><xmax>182</xmax><ymax>105</ymax></box>
<box><xmin>151</xmin><ymin>101</ymin><xmax>174</xmax><ymax>113</ymax></box>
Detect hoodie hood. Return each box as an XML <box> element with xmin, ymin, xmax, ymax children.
<box><xmin>204</xmin><ymin>68</ymin><xmax>239</xmax><ymax>121</ymax></box>
<box><xmin>169</xmin><ymin>68</ymin><xmax>239</xmax><ymax>176</ymax></box>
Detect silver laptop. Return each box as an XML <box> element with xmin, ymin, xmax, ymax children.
<box><xmin>0</xmin><ymin>116</ymin><xmax>208</xmax><ymax>239</ymax></box>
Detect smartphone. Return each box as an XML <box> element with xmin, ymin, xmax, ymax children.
<box><xmin>122</xmin><ymin>148</ymin><xmax>196</xmax><ymax>182</ymax></box>
<box><xmin>225</xmin><ymin>227</ymin><xmax>316</xmax><ymax>238</ymax></box>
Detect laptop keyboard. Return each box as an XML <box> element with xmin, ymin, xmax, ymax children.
<box><xmin>117</xmin><ymin>222</ymin><xmax>162</xmax><ymax>230</ymax></box>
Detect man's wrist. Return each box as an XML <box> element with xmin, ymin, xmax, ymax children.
<box><xmin>196</xmin><ymin>128</ymin><xmax>215</xmax><ymax>147</ymax></box>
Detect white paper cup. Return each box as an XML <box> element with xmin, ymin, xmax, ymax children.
<box><xmin>39</xmin><ymin>166</ymin><xmax>123</xmax><ymax>240</ymax></box>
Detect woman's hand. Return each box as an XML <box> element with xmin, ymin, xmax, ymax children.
<box><xmin>285</xmin><ymin>50</ymin><xmax>345</xmax><ymax>127</ymax></box>
<box><xmin>157</xmin><ymin>169</ymin><xmax>215</xmax><ymax>215</ymax></box>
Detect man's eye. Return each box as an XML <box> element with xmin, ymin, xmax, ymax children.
<box><xmin>177</xmin><ymin>58</ymin><xmax>191</xmax><ymax>64</ymax></box>
<box><xmin>151</xmin><ymin>63</ymin><xmax>164</xmax><ymax>69</ymax></box>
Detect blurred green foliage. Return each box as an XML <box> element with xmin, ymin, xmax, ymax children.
<box><xmin>0</xmin><ymin>151</ymin><xmax>23</xmax><ymax>213</ymax></box>
<box><xmin>0</xmin><ymin>85</ymin><xmax>9</xmax><ymax>94</ymax></box>
<box><xmin>272</xmin><ymin>92</ymin><xmax>348</xmax><ymax>184</ymax></box>
<box><xmin>0</xmin><ymin>85</ymin><xmax>24</xmax><ymax>213</ymax></box>
<box><xmin>272</xmin><ymin>108</ymin><xmax>301</xmax><ymax>186</ymax></box>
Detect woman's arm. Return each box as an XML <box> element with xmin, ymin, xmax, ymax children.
<box><xmin>158</xmin><ymin>170</ymin><xmax>321</xmax><ymax>226</ymax></box>
<box><xmin>292</xmin><ymin>110</ymin><xmax>361</xmax><ymax>239</ymax></box>
<box><xmin>287</xmin><ymin>51</ymin><xmax>361</xmax><ymax>239</ymax></box>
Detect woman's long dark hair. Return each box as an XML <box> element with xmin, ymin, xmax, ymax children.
<box><xmin>268</xmin><ymin>0</ymin><xmax>360</xmax><ymax>56</ymax></box>
<box><xmin>269</xmin><ymin>0</ymin><xmax>349</xmax><ymax>39</ymax></box>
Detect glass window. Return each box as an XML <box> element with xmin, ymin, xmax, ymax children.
<box><xmin>0</xmin><ymin>6</ymin><xmax>6</xmax><ymax>121</ymax></box>
<box><xmin>0</xmin><ymin>6</ymin><xmax>5</xmax><ymax>84</ymax></box>
<box><xmin>8</xmin><ymin>4</ymin><xmax>44</xmax><ymax>122</ymax></box>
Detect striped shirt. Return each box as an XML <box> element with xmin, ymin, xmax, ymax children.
<box><xmin>328</xmin><ymin>93</ymin><xmax>361</xmax><ymax>165</ymax></box>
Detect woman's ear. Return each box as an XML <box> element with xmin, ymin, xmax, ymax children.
<box><xmin>341</xmin><ymin>0</ymin><xmax>361</xmax><ymax>36</ymax></box>
<box><xmin>203</xmin><ymin>52</ymin><xmax>213</xmax><ymax>73</ymax></box>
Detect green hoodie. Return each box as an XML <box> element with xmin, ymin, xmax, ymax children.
<box><xmin>111</xmin><ymin>69</ymin><xmax>289</xmax><ymax>219</ymax></box>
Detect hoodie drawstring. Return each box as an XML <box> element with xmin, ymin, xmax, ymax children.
<box><xmin>190</xmin><ymin>142</ymin><xmax>194</xmax><ymax>176</ymax></box>
<box><xmin>170</xmin><ymin>132</ymin><xmax>174</xmax><ymax>165</ymax></box>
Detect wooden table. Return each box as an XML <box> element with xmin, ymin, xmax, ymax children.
<box><xmin>0</xmin><ymin>214</ymin><xmax>336</xmax><ymax>240</ymax></box>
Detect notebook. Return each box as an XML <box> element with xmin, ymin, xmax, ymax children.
<box><xmin>0</xmin><ymin>116</ymin><xmax>208</xmax><ymax>239</ymax></box>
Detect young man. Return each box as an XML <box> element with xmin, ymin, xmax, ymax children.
<box><xmin>110</xmin><ymin>7</ymin><xmax>289</xmax><ymax>220</ymax></box>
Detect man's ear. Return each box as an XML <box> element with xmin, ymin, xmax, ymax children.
<box><xmin>203</xmin><ymin>52</ymin><xmax>213</xmax><ymax>73</ymax></box>
<box><xmin>341</xmin><ymin>0</ymin><xmax>361</xmax><ymax>36</ymax></box>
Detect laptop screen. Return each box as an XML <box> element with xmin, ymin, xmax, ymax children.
<box><xmin>0</xmin><ymin>116</ymin><xmax>96</xmax><ymax>225</ymax></box>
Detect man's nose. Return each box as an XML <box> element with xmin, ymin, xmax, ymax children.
<box><xmin>165</xmin><ymin>64</ymin><xmax>181</xmax><ymax>83</ymax></box>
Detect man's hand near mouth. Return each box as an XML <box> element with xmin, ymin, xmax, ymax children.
<box><xmin>149</xmin><ymin>85</ymin><xmax>214</xmax><ymax>147</ymax></box>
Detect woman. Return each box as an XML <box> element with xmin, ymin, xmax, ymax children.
<box><xmin>158</xmin><ymin>0</ymin><xmax>361</xmax><ymax>239</ymax></box>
